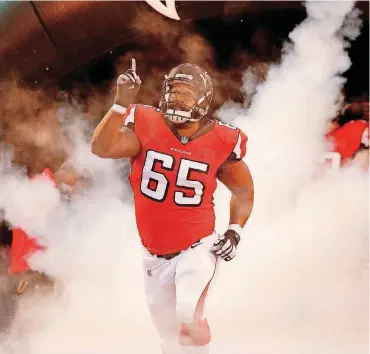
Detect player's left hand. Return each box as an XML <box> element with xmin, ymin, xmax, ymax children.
<box><xmin>211</xmin><ymin>229</ymin><xmax>240</xmax><ymax>262</ymax></box>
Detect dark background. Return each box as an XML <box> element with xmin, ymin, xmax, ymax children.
<box><xmin>0</xmin><ymin>1</ymin><xmax>368</xmax><ymax>102</ymax></box>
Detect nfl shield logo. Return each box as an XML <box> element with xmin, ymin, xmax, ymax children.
<box><xmin>180</xmin><ymin>136</ymin><xmax>189</xmax><ymax>144</ymax></box>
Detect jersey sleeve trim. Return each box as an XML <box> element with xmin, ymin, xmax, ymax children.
<box><xmin>123</xmin><ymin>104</ymin><xmax>137</xmax><ymax>126</ymax></box>
<box><xmin>216</xmin><ymin>128</ymin><xmax>248</xmax><ymax>176</ymax></box>
<box><xmin>233</xmin><ymin>132</ymin><xmax>243</xmax><ymax>159</ymax></box>
<box><xmin>231</xmin><ymin>129</ymin><xmax>247</xmax><ymax>161</ymax></box>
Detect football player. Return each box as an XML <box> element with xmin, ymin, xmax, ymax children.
<box><xmin>91</xmin><ymin>59</ymin><xmax>254</xmax><ymax>354</ymax></box>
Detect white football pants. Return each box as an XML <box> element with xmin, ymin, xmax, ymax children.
<box><xmin>142</xmin><ymin>232</ymin><xmax>219</xmax><ymax>354</ymax></box>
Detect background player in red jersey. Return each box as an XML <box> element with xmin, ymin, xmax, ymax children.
<box><xmin>91</xmin><ymin>59</ymin><xmax>254</xmax><ymax>354</ymax></box>
<box><xmin>324</xmin><ymin>100</ymin><xmax>369</xmax><ymax>170</ymax></box>
<box><xmin>8</xmin><ymin>163</ymin><xmax>89</xmax><ymax>294</ymax></box>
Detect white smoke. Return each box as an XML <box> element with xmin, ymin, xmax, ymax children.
<box><xmin>0</xmin><ymin>108</ymin><xmax>156</xmax><ymax>354</ymax></box>
<box><xmin>0</xmin><ymin>2</ymin><xmax>367</xmax><ymax>354</ymax></box>
<box><xmin>209</xmin><ymin>1</ymin><xmax>367</xmax><ymax>354</ymax></box>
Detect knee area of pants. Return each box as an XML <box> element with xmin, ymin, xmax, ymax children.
<box><xmin>176</xmin><ymin>301</ymin><xmax>196</xmax><ymax>323</ymax></box>
<box><xmin>180</xmin><ymin>321</ymin><xmax>211</xmax><ymax>346</ymax></box>
<box><xmin>160</xmin><ymin>338</ymin><xmax>182</xmax><ymax>354</ymax></box>
<box><xmin>146</xmin><ymin>293</ymin><xmax>158</xmax><ymax>307</ymax></box>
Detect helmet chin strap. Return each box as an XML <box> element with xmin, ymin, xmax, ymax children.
<box><xmin>164</xmin><ymin>109</ymin><xmax>200</xmax><ymax>124</ymax></box>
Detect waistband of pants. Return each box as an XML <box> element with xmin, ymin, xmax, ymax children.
<box><xmin>148</xmin><ymin>238</ymin><xmax>205</xmax><ymax>260</ymax></box>
<box><xmin>146</xmin><ymin>231</ymin><xmax>217</xmax><ymax>260</ymax></box>
<box><xmin>149</xmin><ymin>251</ymin><xmax>182</xmax><ymax>260</ymax></box>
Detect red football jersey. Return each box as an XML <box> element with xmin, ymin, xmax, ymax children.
<box><xmin>9</xmin><ymin>168</ymin><xmax>56</xmax><ymax>274</ymax></box>
<box><xmin>122</xmin><ymin>104</ymin><xmax>247</xmax><ymax>254</ymax></box>
<box><xmin>326</xmin><ymin>120</ymin><xmax>369</xmax><ymax>162</ymax></box>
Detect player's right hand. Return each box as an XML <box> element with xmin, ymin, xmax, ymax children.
<box><xmin>114</xmin><ymin>58</ymin><xmax>141</xmax><ymax>107</ymax></box>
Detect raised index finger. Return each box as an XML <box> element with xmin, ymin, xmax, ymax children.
<box><xmin>131</xmin><ymin>58</ymin><xmax>136</xmax><ymax>72</ymax></box>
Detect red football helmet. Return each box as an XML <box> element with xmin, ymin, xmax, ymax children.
<box><xmin>159</xmin><ymin>63</ymin><xmax>213</xmax><ymax>124</ymax></box>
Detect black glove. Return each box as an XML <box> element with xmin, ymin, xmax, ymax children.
<box><xmin>211</xmin><ymin>229</ymin><xmax>240</xmax><ymax>262</ymax></box>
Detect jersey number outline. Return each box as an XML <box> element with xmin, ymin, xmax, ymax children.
<box><xmin>140</xmin><ymin>150</ymin><xmax>209</xmax><ymax>206</ymax></box>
